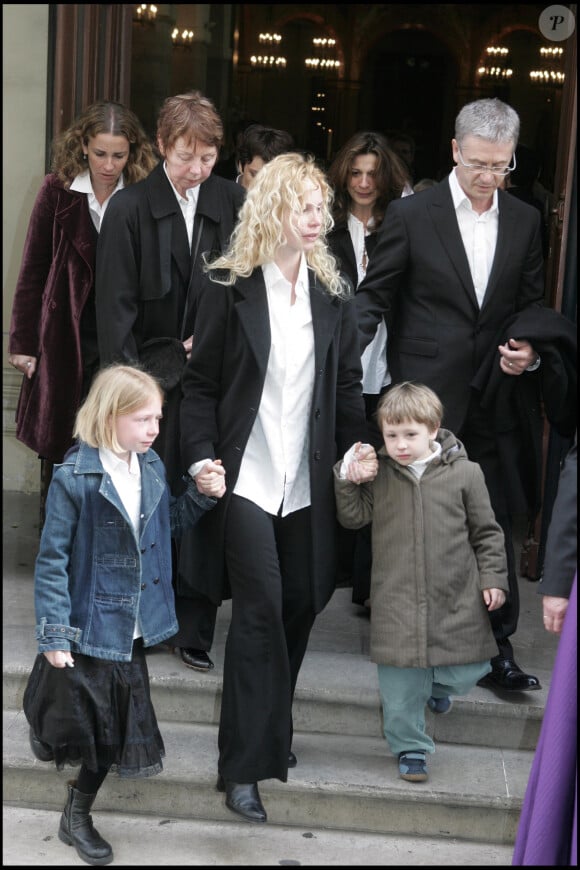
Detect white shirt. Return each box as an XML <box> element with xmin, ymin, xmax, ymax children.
<box><xmin>449</xmin><ymin>168</ymin><xmax>499</xmax><ymax>308</ymax></box>
<box><xmin>449</xmin><ymin>170</ymin><xmax>540</xmax><ymax>372</ymax></box>
<box><xmin>70</xmin><ymin>170</ymin><xmax>124</xmax><ymax>232</ymax></box>
<box><xmin>408</xmin><ymin>441</ymin><xmax>442</xmax><ymax>479</ymax></box>
<box><xmin>163</xmin><ymin>163</ymin><xmax>199</xmax><ymax>248</ymax></box>
<box><xmin>234</xmin><ymin>257</ymin><xmax>315</xmax><ymax>516</ymax></box>
<box><xmin>99</xmin><ymin>447</ymin><xmax>143</xmax><ymax>639</ymax></box>
<box><xmin>348</xmin><ymin>212</ymin><xmax>390</xmax><ymax>395</ymax></box>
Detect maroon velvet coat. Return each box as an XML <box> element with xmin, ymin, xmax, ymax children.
<box><xmin>9</xmin><ymin>175</ymin><xmax>98</xmax><ymax>463</ymax></box>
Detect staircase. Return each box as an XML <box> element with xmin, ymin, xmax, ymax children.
<box><xmin>3</xmin><ymin>493</ymin><xmax>557</xmax><ymax>862</ymax></box>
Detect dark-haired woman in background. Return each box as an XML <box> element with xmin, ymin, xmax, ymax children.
<box><xmin>327</xmin><ymin>131</ymin><xmax>411</xmax><ymax>606</ymax></box>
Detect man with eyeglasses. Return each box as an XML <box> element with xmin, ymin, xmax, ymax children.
<box><xmin>355</xmin><ymin>98</ymin><xmax>547</xmax><ymax>693</ymax></box>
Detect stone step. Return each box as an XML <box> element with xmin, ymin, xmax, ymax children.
<box><xmin>1</xmin><ymin>805</ymin><xmax>515</xmax><ymax>866</ymax></box>
<box><xmin>3</xmin><ymin>646</ymin><xmax>547</xmax><ymax>752</ymax></box>
<box><xmin>3</xmin><ymin>709</ymin><xmax>532</xmax><ymax>846</ymax></box>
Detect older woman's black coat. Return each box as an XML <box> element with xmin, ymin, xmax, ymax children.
<box><xmin>95</xmin><ymin>161</ymin><xmax>244</xmax><ymax>486</ymax></box>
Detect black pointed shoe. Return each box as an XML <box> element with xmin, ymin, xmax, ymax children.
<box><xmin>217</xmin><ymin>775</ymin><xmax>267</xmax><ymax>822</ymax></box>
<box><xmin>288</xmin><ymin>750</ymin><xmax>297</xmax><ymax>768</ymax></box>
<box><xmin>178</xmin><ymin>648</ymin><xmax>214</xmax><ymax>671</ymax></box>
<box><xmin>477</xmin><ymin>658</ymin><xmax>541</xmax><ymax>692</ymax></box>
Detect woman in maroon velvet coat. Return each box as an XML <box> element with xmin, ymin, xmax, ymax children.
<box><xmin>8</xmin><ymin>101</ymin><xmax>156</xmax><ymax>518</ymax></box>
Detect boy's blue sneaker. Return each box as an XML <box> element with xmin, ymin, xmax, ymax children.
<box><xmin>398</xmin><ymin>751</ymin><xmax>428</xmax><ymax>782</ymax></box>
<box><xmin>427</xmin><ymin>695</ymin><xmax>453</xmax><ymax>714</ymax></box>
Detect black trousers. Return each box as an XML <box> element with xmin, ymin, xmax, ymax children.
<box><xmin>459</xmin><ymin>396</ymin><xmax>519</xmax><ymax>662</ymax></box>
<box><xmin>166</xmin><ymin>530</ymin><xmax>218</xmax><ymax>651</ymax></box>
<box><xmin>169</xmin><ymin>592</ymin><xmax>217</xmax><ymax>650</ymax></box>
<box><xmin>218</xmin><ymin>495</ymin><xmax>316</xmax><ymax>784</ymax></box>
<box><xmin>349</xmin><ymin>389</ymin><xmax>388</xmax><ymax>605</ymax></box>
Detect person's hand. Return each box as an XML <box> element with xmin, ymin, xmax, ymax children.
<box><xmin>542</xmin><ymin>595</ymin><xmax>569</xmax><ymax>634</ymax></box>
<box><xmin>44</xmin><ymin>650</ymin><xmax>74</xmax><ymax>668</ymax></box>
<box><xmin>482</xmin><ymin>587</ymin><xmax>506</xmax><ymax>611</ymax></box>
<box><xmin>498</xmin><ymin>339</ymin><xmax>537</xmax><ymax>375</ymax></box>
<box><xmin>195</xmin><ymin>459</ymin><xmax>226</xmax><ymax>498</ymax></box>
<box><xmin>183</xmin><ymin>335</ymin><xmax>194</xmax><ymax>358</ymax></box>
<box><xmin>8</xmin><ymin>354</ymin><xmax>37</xmax><ymax>379</ymax></box>
<box><xmin>346</xmin><ymin>442</ymin><xmax>378</xmax><ymax>484</ymax></box>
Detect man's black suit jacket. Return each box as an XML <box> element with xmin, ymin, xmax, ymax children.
<box><xmin>355</xmin><ymin>177</ymin><xmax>545</xmax><ymax>434</ymax></box>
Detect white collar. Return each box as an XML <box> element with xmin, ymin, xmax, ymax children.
<box><xmin>409</xmin><ymin>440</ymin><xmax>442</xmax><ymax>473</ymax></box>
<box><xmin>449</xmin><ymin>168</ymin><xmax>498</xmax><ymax>215</ymax></box>
<box><xmin>262</xmin><ymin>256</ymin><xmax>309</xmax><ymax>300</ymax></box>
<box><xmin>163</xmin><ymin>162</ymin><xmax>200</xmax><ymax>207</ymax></box>
<box><xmin>69</xmin><ymin>169</ymin><xmax>124</xmax><ymax>197</ymax></box>
<box><xmin>99</xmin><ymin>446</ymin><xmax>140</xmax><ymax>476</ymax></box>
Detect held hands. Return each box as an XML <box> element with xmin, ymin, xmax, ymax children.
<box><xmin>44</xmin><ymin>650</ymin><xmax>75</xmax><ymax>668</ymax></box>
<box><xmin>195</xmin><ymin>459</ymin><xmax>226</xmax><ymax>498</ymax></box>
<box><xmin>183</xmin><ymin>335</ymin><xmax>193</xmax><ymax>359</ymax></box>
<box><xmin>482</xmin><ymin>588</ymin><xmax>506</xmax><ymax>611</ymax></box>
<box><xmin>8</xmin><ymin>354</ymin><xmax>37</xmax><ymax>379</ymax></box>
<box><xmin>542</xmin><ymin>595</ymin><xmax>569</xmax><ymax>634</ymax></box>
<box><xmin>345</xmin><ymin>442</ymin><xmax>379</xmax><ymax>484</ymax></box>
<box><xmin>498</xmin><ymin>339</ymin><xmax>537</xmax><ymax>375</ymax></box>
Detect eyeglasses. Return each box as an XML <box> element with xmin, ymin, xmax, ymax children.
<box><xmin>456</xmin><ymin>145</ymin><xmax>516</xmax><ymax>177</ymax></box>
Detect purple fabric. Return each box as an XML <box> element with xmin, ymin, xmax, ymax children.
<box><xmin>512</xmin><ymin>575</ymin><xmax>577</xmax><ymax>865</ymax></box>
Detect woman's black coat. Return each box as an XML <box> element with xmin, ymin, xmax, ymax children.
<box><xmin>179</xmin><ymin>267</ymin><xmax>367</xmax><ymax>611</ymax></box>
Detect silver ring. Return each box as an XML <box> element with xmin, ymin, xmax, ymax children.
<box><xmin>26</xmin><ymin>361</ymin><xmax>31</xmax><ymax>367</ymax></box>
<box><xmin>508</xmin><ymin>362</ymin><xmax>513</xmax><ymax>368</ymax></box>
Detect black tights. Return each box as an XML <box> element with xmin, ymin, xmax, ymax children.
<box><xmin>76</xmin><ymin>764</ymin><xmax>111</xmax><ymax>795</ymax></box>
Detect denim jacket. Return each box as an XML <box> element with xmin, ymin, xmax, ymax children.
<box><xmin>34</xmin><ymin>441</ymin><xmax>216</xmax><ymax>661</ymax></box>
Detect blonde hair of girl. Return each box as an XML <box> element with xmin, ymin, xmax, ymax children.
<box><xmin>74</xmin><ymin>365</ymin><xmax>164</xmax><ymax>454</ymax></box>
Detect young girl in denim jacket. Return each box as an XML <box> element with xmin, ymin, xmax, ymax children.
<box><xmin>23</xmin><ymin>364</ymin><xmax>225</xmax><ymax>866</ymax></box>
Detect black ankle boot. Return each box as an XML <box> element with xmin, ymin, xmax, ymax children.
<box><xmin>58</xmin><ymin>780</ymin><xmax>113</xmax><ymax>866</ymax></box>
<box><xmin>217</xmin><ymin>774</ymin><xmax>267</xmax><ymax>822</ymax></box>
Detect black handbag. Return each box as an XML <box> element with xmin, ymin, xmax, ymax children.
<box><xmin>139</xmin><ymin>337</ymin><xmax>187</xmax><ymax>390</ymax></box>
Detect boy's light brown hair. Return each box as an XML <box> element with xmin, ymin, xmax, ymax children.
<box><xmin>376</xmin><ymin>382</ymin><xmax>443</xmax><ymax>432</ymax></box>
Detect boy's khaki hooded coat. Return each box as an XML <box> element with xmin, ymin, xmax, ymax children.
<box><xmin>334</xmin><ymin>429</ymin><xmax>509</xmax><ymax>668</ymax></box>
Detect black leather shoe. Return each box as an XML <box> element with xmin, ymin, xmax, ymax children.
<box><xmin>179</xmin><ymin>648</ymin><xmax>214</xmax><ymax>671</ymax></box>
<box><xmin>29</xmin><ymin>727</ymin><xmax>54</xmax><ymax>762</ymax></box>
<box><xmin>477</xmin><ymin>658</ymin><xmax>541</xmax><ymax>692</ymax></box>
<box><xmin>217</xmin><ymin>775</ymin><xmax>267</xmax><ymax>822</ymax></box>
<box><xmin>288</xmin><ymin>750</ymin><xmax>297</xmax><ymax>768</ymax></box>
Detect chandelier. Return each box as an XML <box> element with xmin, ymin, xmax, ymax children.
<box><xmin>305</xmin><ymin>37</ymin><xmax>340</xmax><ymax>71</ymax></box>
<box><xmin>530</xmin><ymin>46</ymin><xmax>565</xmax><ymax>86</ymax></box>
<box><xmin>172</xmin><ymin>28</ymin><xmax>194</xmax><ymax>48</ymax></box>
<box><xmin>477</xmin><ymin>46</ymin><xmax>513</xmax><ymax>80</ymax></box>
<box><xmin>133</xmin><ymin>4</ymin><xmax>157</xmax><ymax>25</ymax></box>
<box><xmin>250</xmin><ymin>32</ymin><xmax>287</xmax><ymax>69</ymax></box>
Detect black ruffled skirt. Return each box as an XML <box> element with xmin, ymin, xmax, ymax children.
<box><xmin>23</xmin><ymin>640</ymin><xmax>164</xmax><ymax>778</ymax></box>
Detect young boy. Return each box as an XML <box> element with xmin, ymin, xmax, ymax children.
<box><xmin>334</xmin><ymin>382</ymin><xmax>508</xmax><ymax>782</ymax></box>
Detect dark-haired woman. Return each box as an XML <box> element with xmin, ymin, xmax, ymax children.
<box><xmin>327</xmin><ymin>131</ymin><xmax>411</xmax><ymax>605</ymax></box>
